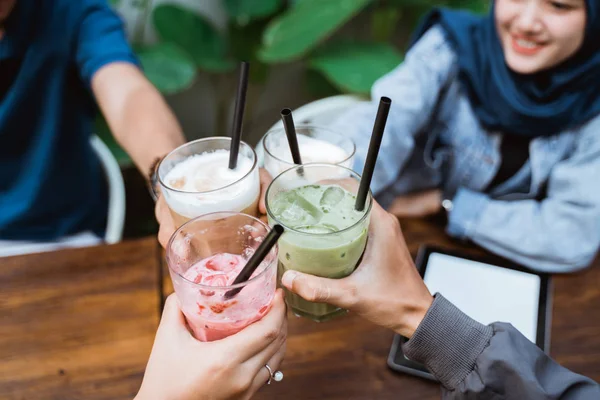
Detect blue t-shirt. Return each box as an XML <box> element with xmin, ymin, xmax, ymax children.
<box><xmin>0</xmin><ymin>0</ymin><xmax>138</xmax><ymax>240</ymax></box>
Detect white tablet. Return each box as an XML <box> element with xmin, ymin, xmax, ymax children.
<box><xmin>388</xmin><ymin>246</ymin><xmax>552</xmax><ymax>381</ymax></box>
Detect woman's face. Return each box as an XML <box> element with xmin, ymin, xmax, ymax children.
<box><xmin>495</xmin><ymin>0</ymin><xmax>587</xmax><ymax>74</ymax></box>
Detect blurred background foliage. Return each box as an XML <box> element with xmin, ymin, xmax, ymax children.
<box><xmin>122</xmin><ymin>0</ymin><xmax>487</xmax><ymax>95</ymax></box>
<box><xmin>98</xmin><ymin>0</ymin><xmax>488</xmax><ymax>164</ymax></box>
<box><xmin>100</xmin><ymin>0</ymin><xmax>488</xmax><ymax>237</ymax></box>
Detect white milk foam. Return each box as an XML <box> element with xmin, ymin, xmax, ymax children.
<box><xmin>265</xmin><ymin>134</ymin><xmax>351</xmax><ymax>178</ymax></box>
<box><xmin>163</xmin><ymin>150</ymin><xmax>259</xmax><ymax>218</ymax></box>
<box><xmin>276</xmin><ymin>135</ymin><xmax>349</xmax><ymax>164</ymax></box>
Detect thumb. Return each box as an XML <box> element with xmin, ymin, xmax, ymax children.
<box><xmin>281</xmin><ymin>270</ymin><xmax>353</xmax><ymax>308</ymax></box>
<box><xmin>157</xmin><ymin>294</ymin><xmax>189</xmax><ymax>336</ymax></box>
<box><xmin>368</xmin><ymin>199</ymin><xmax>402</xmax><ymax>241</ymax></box>
<box><xmin>369</xmin><ymin>200</ymin><xmax>389</xmax><ymax>231</ymax></box>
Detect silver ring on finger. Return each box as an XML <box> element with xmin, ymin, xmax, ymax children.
<box><xmin>264</xmin><ymin>364</ymin><xmax>284</xmax><ymax>385</ymax></box>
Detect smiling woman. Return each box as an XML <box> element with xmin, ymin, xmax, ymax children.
<box><xmin>409</xmin><ymin>0</ymin><xmax>600</xmax><ymax>142</ymax></box>
<box><xmin>327</xmin><ymin>0</ymin><xmax>600</xmax><ymax>273</ymax></box>
<box><xmin>496</xmin><ymin>0</ymin><xmax>587</xmax><ymax>74</ymax></box>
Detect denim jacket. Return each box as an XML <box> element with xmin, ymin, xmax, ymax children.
<box><xmin>331</xmin><ymin>26</ymin><xmax>600</xmax><ymax>273</ymax></box>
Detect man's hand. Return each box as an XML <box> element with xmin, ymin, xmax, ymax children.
<box><xmin>136</xmin><ymin>291</ymin><xmax>287</xmax><ymax>400</ymax></box>
<box><xmin>281</xmin><ymin>201</ymin><xmax>433</xmax><ymax>338</ymax></box>
<box><xmin>388</xmin><ymin>189</ymin><xmax>442</xmax><ymax>218</ymax></box>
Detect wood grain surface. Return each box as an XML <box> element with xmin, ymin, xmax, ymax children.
<box><xmin>1</xmin><ymin>216</ymin><xmax>598</xmax><ymax>400</ymax></box>
<box><xmin>0</xmin><ymin>238</ymin><xmax>161</xmax><ymax>400</ymax></box>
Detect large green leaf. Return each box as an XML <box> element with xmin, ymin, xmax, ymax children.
<box><xmin>136</xmin><ymin>43</ymin><xmax>196</xmax><ymax>95</ymax></box>
<box><xmin>450</xmin><ymin>0</ymin><xmax>490</xmax><ymax>14</ymax></box>
<box><xmin>388</xmin><ymin>0</ymin><xmax>442</xmax><ymax>6</ymax></box>
<box><xmin>305</xmin><ymin>69</ymin><xmax>342</xmax><ymax>98</ymax></box>
<box><xmin>309</xmin><ymin>41</ymin><xmax>403</xmax><ymax>94</ymax></box>
<box><xmin>224</xmin><ymin>0</ymin><xmax>282</xmax><ymax>21</ymax></box>
<box><xmin>153</xmin><ymin>4</ymin><xmax>235</xmax><ymax>72</ymax></box>
<box><xmin>229</xmin><ymin>19</ymin><xmax>271</xmax><ymax>83</ymax></box>
<box><xmin>393</xmin><ymin>0</ymin><xmax>489</xmax><ymax>13</ymax></box>
<box><xmin>371</xmin><ymin>7</ymin><xmax>401</xmax><ymax>42</ymax></box>
<box><xmin>258</xmin><ymin>0</ymin><xmax>372</xmax><ymax>63</ymax></box>
<box><xmin>397</xmin><ymin>0</ymin><xmax>488</xmax><ymax>37</ymax></box>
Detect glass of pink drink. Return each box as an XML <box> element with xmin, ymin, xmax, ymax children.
<box><xmin>166</xmin><ymin>212</ymin><xmax>278</xmax><ymax>341</ymax></box>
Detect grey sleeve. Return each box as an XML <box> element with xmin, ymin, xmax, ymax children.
<box><xmin>403</xmin><ymin>295</ymin><xmax>600</xmax><ymax>399</ymax></box>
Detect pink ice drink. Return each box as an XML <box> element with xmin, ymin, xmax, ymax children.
<box><xmin>182</xmin><ymin>253</ymin><xmax>275</xmax><ymax>341</ymax></box>
<box><xmin>167</xmin><ymin>212</ymin><xmax>277</xmax><ymax>342</ymax></box>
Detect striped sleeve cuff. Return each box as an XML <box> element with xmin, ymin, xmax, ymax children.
<box><xmin>402</xmin><ymin>294</ymin><xmax>493</xmax><ymax>389</ymax></box>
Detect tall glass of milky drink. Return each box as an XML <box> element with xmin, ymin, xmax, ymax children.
<box><xmin>266</xmin><ymin>164</ymin><xmax>372</xmax><ymax>322</ymax></box>
<box><xmin>262</xmin><ymin>125</ymin><xmax>356</xmax><ymax>178</ymax></box>
<box><xmin>158</xmin><ymin>137</ymin><xmax>260</xmax><ymax>227</ymax></box>
<box><xmin>166</xmin><ymin>212</ymin><xmax>278</xmax><ymax>341</ymax></box>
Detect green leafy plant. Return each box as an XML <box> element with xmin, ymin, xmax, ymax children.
<box><xmin>102</xmin><ymin>0</ymin><xmax>488</xmax><ymax>165</ymax></box>
<box><xmin>135</xmin><ymin>42</ymin><xmax>196</xmax><ymax>94</ymax></box>
<box><xmin>258</xmin><ymin>0</ymin><xmax>372</xmax><ymax>63</ymax></box>
<box><xmin>310</xmin><ymin>41</ymin><xmax>404</xmax><ymax>94</ymax></box>
<box><xmin>113</xmin><ymin>0</ymin><xmax>488</xmax><ymax>96</ymax></box>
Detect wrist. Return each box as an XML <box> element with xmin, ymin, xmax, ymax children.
<box><xmin>401</xmin><ymin>294</ymin><xmax>494</xmax><ymax>389</ymax></box>
<box><xmin>394</xmin><ymin>294</ymin><xmax>434</xmax><ymax>338</ymax></box>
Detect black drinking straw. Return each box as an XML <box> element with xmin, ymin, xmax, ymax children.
<box><xmin>229</xmin><ymin>61</ymin><xmax>250</xmax><ymax>170</ymax></box>
<box><xmin>224</xmin><ymin>225</ymin><xmax>284</xmax><ymax>300</ymax></box>
<box><xmin>355</xmin><ymin>96</ymin><xmax>392</xmax><ymax>211</ymax></box>
<box><xmin>281</xmin><ymin>108</ymin><xmax>302</xmax><ymax>165</ymax></box>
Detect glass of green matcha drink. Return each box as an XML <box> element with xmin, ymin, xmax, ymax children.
<box><xmin>265</xmin><ymin>163</ymin><xmax>373</xmax><ymax>321</ymax></box>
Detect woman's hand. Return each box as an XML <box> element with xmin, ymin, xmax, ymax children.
<box><xmin>388</xmin><ymin>189</ymin><xmax>442</xmax><ymax>218</ymax></box>
<box><xmin>136</xmin><ymin>290</ymin><xmax>287</xmax><ymax>400</ymax></box>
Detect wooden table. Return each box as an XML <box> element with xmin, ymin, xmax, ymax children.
<box><xmin>0</xmin><ymin>238</ymin><xmax>161</xmax><ymax>400</ymax></box>
<box><xmin>1</xmin><ymin>219</ymin><xmax>599</xmax><ymax>399</ymax></box>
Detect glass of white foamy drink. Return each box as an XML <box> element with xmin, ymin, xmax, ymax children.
<box><xmin>158</xmin><ymin>137</ymin><xmax>260</xmax><ymax>227</ymax></box>
<box><xmin>262</xmin><ymin>125</ymin><xmax>356</xmax><ymax>179</ymax></box>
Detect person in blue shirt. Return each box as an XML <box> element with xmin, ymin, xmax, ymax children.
<box><xmin>0</xmin><ymin>0</ymin><xmax>185</xmax><ymax>245</ymax></box>
<box><xmin>331</xmin><ymin>0</ymin><xmax>600</xmax><ymax>273</ymax></box>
